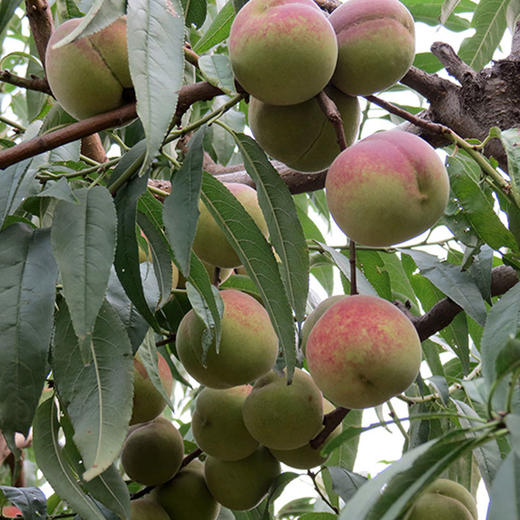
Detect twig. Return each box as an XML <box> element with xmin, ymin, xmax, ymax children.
<box><xmin>317</xmin><ymin>90</ymin><xmax>348</xmax><ymax>151</ymax></box>
<box><xmin>313</xmin><ymin>0</ymin><xmax>341</xmax><ymax>12</ymax></box>
<box><xmin>349</xmin><ymin>240</ymin><xmax>357</xmax><ymax>295</ymax></box>
<box><xmin>156</xmin><ymin>334</ymin><xmax>176</xmax><ymax>347</ymax></box>
<box><xmin>430</xmin><ymin>42</ymin><xmax>477</xmax><ymax>84</ymax></box>
<box><xmin>25</xmin><ymin>0</ymin><xmax>53</xmax><ymax>70</ymax></box>
<box><xmin>310</xmin><ymin>407</ymin><xmax>350</xmax><ymax>449</ymax></box>
<box><xmin>0</xmin><ymin>115</ymin><xmax>24</xmax><ymax>131</ymax></box>
<box><xmin>307</xmin><ymin>470</ymin><xmax>339</xmax><ymax>514</ymax></box>
<box><xmin>180</xmin><ymin>448</ymin><xmax>202</xmax><ymax>469</ymax></box>
<box><xmin>0</xmin><ymin>70</ymin><xmax>51</xmax><ymax>94</ymax></box>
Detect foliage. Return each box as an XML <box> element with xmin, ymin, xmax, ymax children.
<box><xmin>0</xmin><ymin>0</ymin><xmax>520</xmax><ymax>519</ymax></box>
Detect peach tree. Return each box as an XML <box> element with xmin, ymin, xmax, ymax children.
<box><xmin>0</xmin><ymin>0</ymin><xmax>520</xmax><ymax>519</ymax></box>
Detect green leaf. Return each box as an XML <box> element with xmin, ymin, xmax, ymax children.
<box><xmin>325</xmin><ymin>410</ymin><xmax>363</xmax><ymax>471</ymax></box>
<box><xmin>499</xmin><ymin>128</ymin><xmax>520</xmax><ymax>204</ymax></box>
<box><xmin>199</xmin><ymin>55</ymin><xmax>237</xmax><ymax>95</ymax></box>
<box><xmin>299</xmin><ymin>515</ymin><xmax>337</xmax><ymax>520</ymax></box>
<box><xmin>328</xmin><ymin>466</ymin><xmax>367</xmax><ymax>503</ymax></box>
<box><xmin>356</xmin><ymin>250</ymin><xmax>392</xmax><ymax>300</ymax></box>
<box><xmin>233</xmin><ymin>133</ymin><xmax>309</xmax><ymax>323</ymax></box>
<box><xmin>505</xmin><ymin>413</ymin><xmax>520</xmax><ymax>457</ymax></box>
<box><xmin>470</xmin><ymin>244</ymin><xmax>493</xmax><ymax>303</ymax></box>
<box><xmin>136</xmin><ymin>330</ymin><xmax>174</xmax><ymax>410</ymax></box>
<box><xmin>51</xmin><ymin>186</ymin><xmax>117</xmax><ymax>362</ymax></box>
<box><xmin>413</xmin><ymin>52</ymin><xmax>443</xmax><ymax>73</ymax></box>
<box><xmin>481</xmin><ymin>283</ymin><xmax>520</xmax><ymax>388</ymax></box>
<box><xmin>0</xmin><ymin>158</ymin><xmax>39</xmax><ymax>229</ymax></box>
<box><xmin>0</xmin><ymin>487</ymin><xmax>46</xmax><ymax>520</ymax></box>
<box><xmin>37</xmin><ymin>177</ymin><xmax>78</xmax><ymax>203</ymax></box>
<box><xmin>315</xmin><ymin>242</ymin><xmax>378</xmax><ymax>297</ymax></box>
<box><xmin>114</xmin><ymin>172</ymin><xmax>161</xmax><ymax>330</ymax></box>
<box><xmin>261</xmin><ymin>472</ymin><xmax>300</xmax><ymax>520</ymax></box>
<box><xmin>182</xmin><ymin>0</ymin><xmax>207</xmax><ymax>27</ymax></box>
<box><xmin>164</xmin><ymin>126</ymin><xmax>206</xmax><ymax>275</ymax></box>
<box><xmin>338</xmin><ymin>433</ymin><xmax>477</xmax><ymax>519</ymax></box>
<box><xmin>200</xmin><ymin>172</ymin><xmax>296</xmax><ymax>378</ymax></box>
<box><xmin>127</xmin><ymin>0</ymin><xmax>185</xmax><ymax>173</ymax></box>
<box><xmin>404</xmin><ymin>249</ymin><xmax>487</xmax><ymax>326</ymax></box>
<box><xmin>193</xmin><ymin>0</ymin><xmax>234</xmax><ymax>53</ymax></box>
<box><xmin>33</xmin><ymin>399</ymin><xmax>106</xmax><ymax>520</ymax></box>
<box><xmin>0</xmin><ymin>0</ymin><xmax>21</xmax><ymax>35</ymax></box>
<box><xmin>441</xmin><ymin>0</ymin><xmax>464</xmax><ymax>24</ymax></box>
<box><xmin>458</xmin><ymin>0</ymin><xmax>508</xmax><ymax>71</ymax></box>
<box><xmin>487</xmin><ymin>451</ymin><xmax>520</xmax><ymax>519</ymax></box>
<box><xmin>51</xmin><ymin>0</ymin><xmax>126</xmax><ymax>47</ymax></box>
<box><xmin>52</xmin><ymin>301</ymin><xmax>133</xmax><ymax>481</ymax></box>
<box><xmin>105</xmin><ymin>267</ymin><xmax>149</xmax><ymax>354</ymax></box>
<box><xmin>0</xmin><ymin>224</ymin><xmax>57</xmax><ymax>435</ymax></box>
<box><xmin>447</xmin><ymin>154</ymin><xmax>517</xmax><ymax>251</ymax></box>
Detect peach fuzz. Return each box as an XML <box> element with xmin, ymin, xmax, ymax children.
<box><xmin>248</xmin><ymin>87</ymin><xmax>360</xmax><ymax>173</ymax></box>
<box><xmin>330</xmin><ymin>0</ymin><xmax>415</xmax><ymax>96</ymax></box>
<box><xmin>229</xmin><ymin>0</ymin><xmax>338</xmax><ymax>105</ymax></box>
<box><xmin>306</xmin><ymin>294</ymin><xmax>421</xmax><ymax>409</ymax></box>
<box><xmin>325</xmin><ymin>129</ymin><xmax>450</xmax><ymax>247</ymax></box>
<box><xmin>176</xmin><ymin>289</ymin><xmax>278</xmax><ymax>388</ymax></box>
<box><xmin>45</xmin><ymin>18</ymin><xmax>132</xmax><ymax>120</ymax></box>
<box><xmin>192</xmin><ymin>182</ymin><xmax>268</xmax><ymax>268</ymax></box>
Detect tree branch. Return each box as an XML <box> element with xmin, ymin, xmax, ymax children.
<box><xmin>430</xmin><ymin>42</ymin><xmax>477</xmax><ymax>85</ymax></box>
<box><xmin>400</xmin><ymin>65</ymin><xmax>457</xmax><ymax>104</ymax></box>
<box><xmin>317</xmin><ymin>90</ymin><xmax>348</xmax><ymax>151</ymax></box>
<box><xmin>310</xmin><ymin>407</ymin><xmax>350</xmax><ymax>449</ymax></box>
<box><xmin>510</xmin><ymin>20</ymin><xmax>520</xmax><ymax>59</ymax></box>
<box><xmin>0</xmin><ymin>70</ymin><xmax>51</xmax><ymax>94</ymax></box>
<box><xmin>25</xmin><ymin>0</ymin><xmax>53</xmax><ymax>70</ymax></box>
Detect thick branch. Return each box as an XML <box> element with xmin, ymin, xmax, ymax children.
<box><xmin>81</xmin><ymin>135</ymin><xmax>107</xmax><ymax>163</ymax></box>
<box><xmin>431</xmin><ymin>42</ymin><xmax>477</xmax><ymax>84</ymax></box>
<box><xmin>25</xmin><ymin>0</ymin><xmax>53</xmax><ymax>68</ymax></box>
<box><xmin>0</xmin><ymin>82</ymin><xmax>223</xmax><ymax>169</ymax></box>
<box><xmin>0</xmin><ymin>70</ymin><xmax>51</xmax><ymax>94</ymax></box>
<box><xmin>511</xmin><ymin>20</ymin><xmax>520</xmax><ymax>59</ymax></box>
<box><xmin>400</xmin><ymin>66</ymin><xmax>457</xmax><ymax>104</ymax></box>
<box><xmin>310</xmin><ymin>407</ymin><xmax>350</xmax><ymax>449</ymax></box>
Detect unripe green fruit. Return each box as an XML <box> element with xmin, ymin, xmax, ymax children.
<box><xmin>330</xmin><ymin>0</ymin><xmax>415</xmax><ymax>95</ymax></box>
<box><xmin>269</xmin><ymin>399</ymin><xmax>340</xmax><ymax>469</ymax></box>
<box><xmin>229</xmin><ymin>0</ymin><xmax>338</xmax><ymax>105</ymax></box>
<box><xmin>45</xmin><ymin>17</ymin><xmax>132</xmax><ymax>119</ymax></box>
<box><xmin>131</xmin><ymin>353</ymin><xmax>173</xmax><ymax>425</ymax></box>
<box><xmin>248</xmin><ymin>87</ymin><xmax>360</xmax><ymax>173</ymax></box>
<box><xmin>130</xmin><ymin>498</ymin><xmax>170</xmax><ymax>520</ymax></box>
<box><xmin>404</xmin><ymin>492</ymin><xmax>474</xmax><ymax>520</ymax></box>
<box><xmin>192</xmin><ymin>183</ymin><xmax>268</xmax><ymax>268</ymax></box>
<box><xmin>325</xmin><ymin>129</ymin><xmax>450</xmax><ymax>247</ymax></box>
<box><xmin>418</xmin><ymin>479</ymin><xmax>478</xmax><ymax>520</ymax></box>
<box><xmin>192</xmin><ymin>386</ymin><xmax>258</xmax><ymax>461</ymax></box>
<box><xmin>153</xmin><ymin>460</ymin><xmax>221</xmax><ymax>520</ymax></box>
<box><xmin>204</xmin><ymin>447</ymin><xmax>281</xmax><ymax>511</ymax></box>
<box><xmin>242</xmin><ymin>368</ymin><xmax>323</xmax><ymax>450</ymax></box>
<box><xmin>301</xmin><ymin>295</ymin><xmax>346</xmax><ymax>354</ymax></box>
<box><xmin>306</xmin><ymin>294</ymin><xmax>421</xmax><ymax>409</ymax></box>
<box><xmin>121</xmin><ymin>417</ymin><xmax>184</xmax><ymax>486</ymax></box>
<box><xmin>176</xmin><ymin>289</ymin><xmax>279</xmax><ymax>388</ymax></box>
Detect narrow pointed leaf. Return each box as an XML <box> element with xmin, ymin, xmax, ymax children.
<box><xmin>199</xmin><ymin>55</ymin><xmax>237</xmax><ymax>95</ymax></box>
<box><xmin>0</xmin><ymin>0</ymin><xmax>22</xmax><ymax>35</ymax></box>
<box><xmin>127</xmin><ymin>0</ymin><xmax>185</xmax><ymax>173</ymax></box>
<box><xmin>52</xmin><ymin>301</ymin><xmax>133</xmax><ymax>481</ymax></box>
<box><xmin>193</xmin><ymin>0</ymin><xmax>234</xmax><ymax>53</ymax></box>
<box><xmin>441</xmin><ymin>0</ymin><xmax>463</xmax><ymax>23</ymax></box>
<box><xmin>32</xmin><ymin>399</ymin><xmax>106</xmax><ymax>520</ymax></box>
<box><xmin>0</xmin><ymin>224</ymin><xmax>57</xmax><ymax>435</ymax></box>
<box><xmin>164</xmin><ymin>126</ymin><xmax>206</xmax><ymax>275</ymax></box>
<box><xmin>52</xmin><ymin>186</ymin><xmax>117</xmax><ymax>362</ymax></box>
<box><xmin>233</xmin><ymin>133</ymin><xmax>309</xmax><ymax>322</ymax></box>
<box><xmin>200</xmin><ymin>172</ymin><xmax>295</xmax><ymax>378</ymax></box>
<box><xmin>0</xmin><ymin>487</ymin><xmax>46</xmax><ymax>520</ymax></box>
<box><xmin>487</xmin><ymin>452</ymin><xmax>520</xmax><ymax>519</ymax></box>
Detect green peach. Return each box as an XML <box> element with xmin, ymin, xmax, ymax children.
<box><xmin>204</xmin><ymin>447</ymin><xmax>281</xmax><ymax>511</ymax></box>
<box><xmin>419</xmin><ymin>479</ymin><xmax>478</xmax><ymax>520</ymax></box>
<box><xmin>306</xmin><ymin>294</ymin><xmax>421</xmax><ymax>409</ymax></box>
<box><xmin>301</xmin><ymin>295</ymin><xmax>346</xmax><ymax>354</ymax></box>
<box><xmin>121</xmin><ymin>417</ymin><xmax>184</xmax><ymax>486</ymax></box>
<box><xmin>248</xmin><ymin>87</ymin><xmax>360</xmax><ymax>172</ymax></box>
<box><xmin>269</xmin><ymin>399</ymin><xmax>340</xmax><ymax>469</ymax></box>
<box><xmin>176</xmin><ymin>289</ymin><xmax>278</xmax><ymax>388</ymax></box>
<box><xmin>130</xmin><ymin>498</ymin><xmax>170</xmax><ymax>520</ymax></box>
<box><xmin>325</xmin><ymin>129</ymin><xmax>450</xmax><ymax>247</ymax></box>
<box><xmin>192</xmin><ymin>182</ymin><xmax>268</xmax><ymax>268</ymax></box>
<box><xmin>229</xmin><ymin>0</ymin><xmax>338</xmax><ymax>105</ymax></box>
<box><xmin>130</xmin><ymin>352</ymin><xmax>173</xmax><ymax>425</ymax></box>
<box><xmin>330</xmin><ymin>0</ymin><xmax>415</xmax><ymax>95</ymax></box>
<box><xmin>192</xmin><ymin>385</ymin><xmax>258</xmax><ymax>461</ymax></box>
<box><xmin>45</xmin><ymin>17</ymin><xmax>132</xmax><ymax>119</ymax></box>
<box><xmin>404</xmin><ymin>492</ymin><xmax>475</xmax><ymax>520</ymax></box>
<box><xmin>242</xmin><ymin>368</ymin><xmax>323</xmax><ymax>450</ymax></box>
<box><xmin>153</xmin><ymin>460</ymin><xmax>221</xmax><ymax>520</ymax></box>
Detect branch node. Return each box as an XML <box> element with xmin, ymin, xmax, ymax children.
<box><xmin>430</xmin><ymin>42</ymin><xmax>477</xmax><ymax>84</ymax></box>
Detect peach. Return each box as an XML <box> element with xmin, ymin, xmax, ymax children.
<box><xmin>130</xmin><ymin>353</ymin><xmax>173</xmax><ymax>425</ymax></box>
<box><xmin>192</xmin><ymin>385</ymin><xmax>259</xmax><ymax>461</ymax></box>
<box><xmin>330</xmin><ymin>0</ymin><xmax>415</xmax><ymax>95</ymax></box>
<box><xmin>130</xmin><ymin>499</ymin><xmax>170</xmax><ymax>520</ymax></box>
<box><xmin>306</xmin><ymin>294</ymin><xmax>421</xmax><ymax>409</ymax></box>
<box><xmin>325</xmin><ymin>130</ymin><xmax>450</xmax><ymax>247</ymax></box>
<box><xmin>153</xmin><ymin>460</ymin><xmax>221</xmax><ymax>520</ymax></box>
<box><xmin>204</xmin><ymin>447</ymin><xmax>281</xmax><ymax>511</ymax></box>
<box><xmin>248</xmin><ymin>87</ymin><xmax>360</xmax><ymax>173</ymax></box>
<box><xmin>192</xmin><ymin>183</ymin><xmax>268</xmax><ymax>268</ymax></box>
<box><xmin>269</xmin><ymin>398</ymin><xmax>340</xmax><ymax>469</ymax></box>
<box><xmin>176</xmin><ymin>289</ymin><xmax>278</xmax><ymax>388</ymax></box>
<box><xmin>121</xmin><ymin>417</ymin><xmax>184</xmax><ymax>486</ymax></box>
<box><xmin>45</xmin><ymin>18</ymin><xmax>132</xmax><ymax>119</ymax></box>
<box><xmin>229</xmin><ymin>0</ymin><xmax>338</xmax><ymax>105</ymax></box>
<box><xmin>242</xmin><ymin>368</ymin><xmax>323</xmax><ymax>450</ymax></box>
